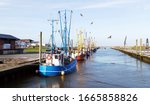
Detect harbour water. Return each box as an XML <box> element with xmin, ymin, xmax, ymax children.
<box><xmin>3</xmin><ymin>48</ymin><xmax>150</xmax><ymax>88</ymax></box>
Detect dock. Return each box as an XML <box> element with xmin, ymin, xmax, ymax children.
<box><xmin>0</xmin><ymin>53</ymin><xmax>39</xmax><ymax>72</ymax></box>
<box><xmin>0</xmin><ymin>53</ymin><xmax>41</xmax><ymax>85</ymax></box>
<box><xmin>113</xmin><ymin>47</ymin><xmax>150</xmax><ymax>64</ymax></box>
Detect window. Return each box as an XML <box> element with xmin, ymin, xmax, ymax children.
<box><xmin>55</xmin><ymin>55</ymin><xmax>58</xmax><ymax>59</ymax></box>
<box><xmin>4</xmin><ymin>39</ymin><xmax>11</xmax><ymax>44</ymax></box>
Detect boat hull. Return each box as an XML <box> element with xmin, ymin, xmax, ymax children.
<box><xmin>39</xmin><ymin>59</ymin><xmax>77</xmax><ymax>76</ymax></box>
<box><xmin>76</xmin><ymin>54</ymin><xmax>85</xmax><ymax>61</ymax></box>
<box><xmin>86</xmin><ymin>51</ymin><xmax>90</xmax><ymax>58</ymax></box>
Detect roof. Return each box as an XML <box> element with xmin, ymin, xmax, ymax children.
<box><xmin>0</xmin><ymin>34</ymin><xmax>19</xmax><ymax>40</ymax></box>
<box><xmin>18</xmin><ymin>39</ymin><xmax>33</xmax><ymax>42</ymax></box>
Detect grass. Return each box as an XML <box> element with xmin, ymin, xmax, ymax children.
<box><xmin>24</xmin><ymin>46</ymin><xmax>46</xmax><ymax>53</ymax></box>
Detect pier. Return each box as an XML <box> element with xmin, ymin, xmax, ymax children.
<box><xmin>0</xmin><ymin>53</ymin><xmax>40</xmax><ymax>85</ymax></box>
<box><xmin>113</xmin><ymin>47</ymin><xmax>150</xmax><ymax>64</ymax></box>
<box><xmin>0</xmin><ymin>53</ymin><xmax>39</xmax><ymax>71</ymax></box>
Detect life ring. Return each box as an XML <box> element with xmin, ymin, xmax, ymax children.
<box><xmin>46</xmin><ymin>54</ymin><xmax>52</xmax><ymax>60</ymax></box>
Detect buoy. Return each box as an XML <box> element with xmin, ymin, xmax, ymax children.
<box><xmin>35</xmin><ymin>70</ymin><xmax>39</xmax><ymax>73</ymax></box>
<box><xmin>46</xmin><ymin>54</ymin><xmax>52</xmax><ymax>60</ymax></box>
<box><xmin>61</xmin><ymin>71</ymin><xmax>65</xmax><ymax>76</ymax></box>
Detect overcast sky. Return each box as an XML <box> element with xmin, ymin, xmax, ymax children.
<box><xmin>0</xmin><ymin>0</ymin><xmax>150</xmax><ymax>46</ymax></box>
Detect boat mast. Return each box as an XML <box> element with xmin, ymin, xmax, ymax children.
<box><xmin>51</xmin><ymin>20</ymin><xmax>54</xmax><ymax>54</ymax></box>
<box><xmin>79</xmin><ymin>31</ymin><xmax>82</xmax><ymax>51</ymax></box>
<box><xmin>68</xmin><ymin>10</ymin><xmax>73</xmax><ymax>49</ymax></box>
<box><xmin>78</xmin><ymin>30</ymin><xmax>83</xmax><ymax>51</ymax></box>
<box><xmin>64</xmin><ymin>10</ymin><xmax>67</xmax><ymax>55</ymax></box>
<box><xmin>58</xmin><ymin>11</ymin><xmax>64</xmax><ymax>49</ymax></box>
<box><xmin>58</xmin><ymin>10</ymin><xmax>73</xmax><ymax>56</ymax></box>
<box><xmin>48</xmin><ymin>19</ymin><xmax>58</xmax><ymax>55</ymax></box>
<box><xmin>76</xmin><ymin>29</ymin><xmax>79</xmax><ymax>50</ymax></box>
<box><xmin>85</xmin><ymin>31</ymin><xmax>88</xmax><ymax>50</ymax></box>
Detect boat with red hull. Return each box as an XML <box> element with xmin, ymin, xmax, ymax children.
<box><xmin>76</xmin><ymin>54</ymin><xmax>85</xmax><ymax>61</ymax></box>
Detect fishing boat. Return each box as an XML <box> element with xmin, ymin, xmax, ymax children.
<box><xmin>39</xmin><ymin>10</ymin><xmax>77</xmax><ymax>76</ymax></box>
<box><xmin>76</xmin><ymin>54</ymin><xmax>85</xmax><ymax>61</ymax></box>
<box><xmin>75</xmin><ymin>30</ymin><xmax>85</xmax><ymax>61</ymax></box>
<box><xmin>87</xmin><ymin>36</ymin><xmax>97</xmax><ymax>54</ymax></box>
<box><xmin>75</xmin><ymin>49</ymin><xmax>85</xmax><ymax>61</ymax></box>
<box><xmin>39</xmin><ymin>53</ymin><xmax>77</xmax><ymax>76</ymax></box>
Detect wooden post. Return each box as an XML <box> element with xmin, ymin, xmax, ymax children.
<box><xmin>39</xmin><ymin>32</ymin><xmax>42</xmax><ymax>64</ymax></box>
<box><xmin>140</xmin><ymin>38</ymin><xmax>142</xmax><ymax>56</ymax></box>
<box><xmin>136</xmin><ymin>39</ymin><xmax>138</xmax><ymax>54</ymax></box>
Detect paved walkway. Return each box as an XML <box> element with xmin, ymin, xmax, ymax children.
<box><xmin>0</xmin><ymin>53</ymin><xmax>40</xmax><ymax>72</ymax></box>
<box><xmin>125</xmin><ymin>49</ymin><xmax>150</xmax><ymax>56</ymax></box>
<box><xmin>0</xmin><ymin>53</ymin><xmax>39</xmax><ymax>61</ymax></box>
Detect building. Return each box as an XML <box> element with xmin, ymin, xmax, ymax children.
<box><xmin>16</xmin><ymin>39</ymin><xmax>33</xmax><ymax>48</ymax></box>
<box><xmin>0</xmin><ymin>34</ymin><xmax>23</xmax><ymax>54</ymax></box>
<box><xmin>16</xmin><ymin>39</ymin><xmax>42</xmax><ymax>48</ymax></box>
<box><xmin>30</xmin><ymin>41</ymin><xmax>39</xmax><ymax>47</ymax></box>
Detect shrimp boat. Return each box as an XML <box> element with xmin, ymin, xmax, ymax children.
<box><xmin>75</xmin><ymin>30</ymin><xmax>85</xmax><ymax>61</ymax></box>
<box><xmin>39</xmin><ymin>10</ymin><xmax>77</xmax><ymax>76</ymax></box>
<box><xmin>39</xmin><ymin>53</ymin><xmax>77</xmax><ymax>76</ymax></box>
<box><xmin>76</xmin><ymin>54</ymin><xmax>85</xmax><ymax>61</ymax></box>
<box><xmin>75</xmin><ymin>49</ymin><xmax>85</xmax><ymax>61</ymax></box>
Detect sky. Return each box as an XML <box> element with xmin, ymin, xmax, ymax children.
<box><xmin>0</xmin><ymin>0</ymin><xmax>150</xmax><ymax>46</ymax></box>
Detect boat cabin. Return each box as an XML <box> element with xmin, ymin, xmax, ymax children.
<box><xmin>46</xmin><ymin>53</ymin><xmax>63</xmax><ymax>66</ymax></box>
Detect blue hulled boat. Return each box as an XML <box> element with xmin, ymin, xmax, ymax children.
<box><xmin>39</xmin><ymin>10</ymin><xmax>77</xmax><ymax>76</ymax></box>
<box><xmin>39</xmin><ymin>54</ymin><xmax>77</xmax><ymax>76</ymax></box>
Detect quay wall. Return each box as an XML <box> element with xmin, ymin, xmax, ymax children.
<box><xmin>0</xmin><ymin>62</ymin><xmax>38</xmax><ymax>87</ymax></box>
<box><xmin>113</xmin><ymin>48</ymin><xmax>150</xmax><ymax>64</ymax></box>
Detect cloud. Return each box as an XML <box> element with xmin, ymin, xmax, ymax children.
<box><xmin>142</xmin><ymin>1</ymin><xmax>150</xmax><ymax>10</ymax></box>
<box><xmin>79</xmin><ymin>0</ymin><xmax>139</xmax><ymax>9</ymax></box>
<box><xmin>0</xmin><ymin>0</ymin><xmax>77</xmax><ymax>10</ymax></box>
<box><xmin>0</xmin><ymin>0</ymin><xmax>11</xmax><ymax>9</ymax></box>
<box><xmin>0</xmin><ymin>0</ymin><xmax>11</xmax><ymax>5</ymax></box>
<box><xmin>0</xmin><ymin>2</ymin><xmax>8</xmax><ymax>6</ymax></box>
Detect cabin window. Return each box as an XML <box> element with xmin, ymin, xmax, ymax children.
<box><xmin>55</xmin><ymin>55</ymin><xmax>58</xmax><ymax>59</ymax></box>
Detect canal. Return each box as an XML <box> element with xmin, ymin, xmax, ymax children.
<box><xmin>2</xmin><ymin>48</ymin><xmax>150</xmax><ymax>88</ymax></box>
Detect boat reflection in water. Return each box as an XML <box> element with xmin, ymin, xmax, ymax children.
<box><xmin>39</xmin><ymin>76</ymin><xmax>64</xmax><ymax>88</ymax></box>
<box><xmin>39</xmin><ymin>60</ymin><xmax>88</xmax><ymax>88</ymax></box>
